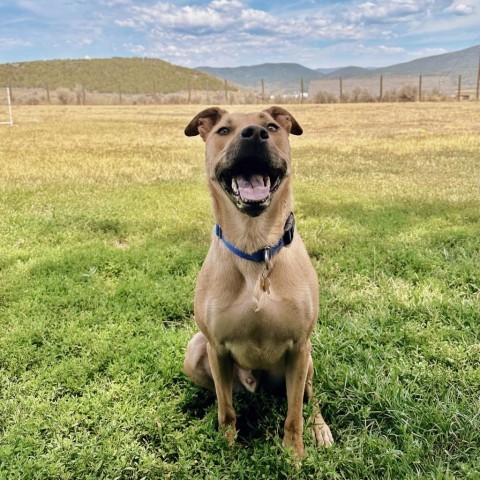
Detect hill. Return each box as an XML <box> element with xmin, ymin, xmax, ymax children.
<box><xmin>323</xmin><ymin>66</ymin><xmax>372</xmax><ymax>78</ymax></box>
<box><xmin>196</xmin><ymin>63</ymin><xmax>322</xmax><ymax>93</ymax></box>
<box><xmin>0</xmin><ymin>57</ymin><xmax>232</xmax><ymax>94</ymax></box>
<box><xmin>322</xmin><ymin>46</ymin><xmax>479</xmax><ymax>85</ymax></box>
<box><xmin>374</xmin><ymin>45</ymin><xmax>480</xmax><ymax>85</ymax></box>
<box><xmin>198</xmin><ymin>45</ymin><xmax>480</xmax><ymax>93</ymax></box>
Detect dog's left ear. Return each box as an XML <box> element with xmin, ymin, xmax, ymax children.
<box><xmin>263</xmin><ymin>106</ymin><xmax>303</xmax><ymax>136</ymax></box>
<box><xmin>185</xmin><ymin>107</ymin><xmax>228</xmax><ymax>141</ymax></box>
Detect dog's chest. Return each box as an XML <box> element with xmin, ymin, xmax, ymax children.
<box><xmin>195</xmin><ymin>240</ymin><xmax>318</xmax><ymax>370</ymax></box>
<box><xmin>205</xmin><ymin>293</ymin><xmax>307</xmax><ymax>370</ymax></box>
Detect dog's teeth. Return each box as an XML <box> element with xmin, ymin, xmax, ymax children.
<box><xmin>231</xmin><ymin>178</ymin><xmax>239</xmax><ymax>195</ymax></box>
<box><xmin>264</xmin><ymin>176</ymin><xmax>271</xmax><ymax>189</ymax></box>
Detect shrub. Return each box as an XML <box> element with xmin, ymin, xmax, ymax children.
<box><xmin>397</xmin><ymin>85</ymin><xmax>418</xmax><ymax>102</ymax></box>
<box><xmin>313</xmin><ymin>90</ymin><xmax>338</xmax><ymax>104</ymax></box>
<box><xmin>56</xmin><ymin>88</ymin><xmax>73</xmax><ymax>105</ymax></box>
<box><xmin>348</xmin><ymin>87</ymin><xmax>377</xmax><ymax>103</ymax></box>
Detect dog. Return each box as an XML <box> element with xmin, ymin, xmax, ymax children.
<box><xmin>183</xmin><ymin>106</ymin><xmax>333</xmax><ymax>457</ymax></box>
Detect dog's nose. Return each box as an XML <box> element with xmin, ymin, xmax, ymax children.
<box><xmin>241</xmin><ymin>125</ymin><xmax>269</xmax><ymax>142</ymax></box>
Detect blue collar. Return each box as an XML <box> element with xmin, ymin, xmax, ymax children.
<box><xmin>215</xmin><ymin>212</ymin><xmax>295</xmax><ymax>263</ymax></box>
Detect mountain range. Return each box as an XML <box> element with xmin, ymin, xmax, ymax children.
<box><xmin>197</xmin><ymin>45</ymin><xmax>480</xmax><ymax>93</ymax></box>
<box><xmin>0</xmin><ymin>45</ymin><xmax>478</xmax><ymax>96</ymax></box>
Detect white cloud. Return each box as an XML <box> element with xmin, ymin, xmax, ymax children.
<box><xmin>120</xmin><ymin>2</ymin><xmax>239</xmax><ymax>33</ymax></box>
<box><xmin>0</xmin><ymin>37</ymin><xmax>32</xmax><ymax>48</ymax></box>
<box><xmin>445</xmin><ymin>1</ymin><xmax>476</xmax><ymax>15</ymax></box>
<box><xmin>344</xmin><ymin>0</ymin><xmax>434</xmax><ymax>24</ymax></box>
<box><xmin>210</xmin><ymin>0</ymin><xmax>243</xmax><ymax>10</ymax></box>
<box><xmin>101</xmin><ymin>0</ymin><xmax>132</xmax><ymax>6</ymax></box>
<box><xmin>37</xmin><ymin>0</ymin><xmax>475</xmax><ymax>68</ymax></box>
<box><xmin>410</xmin><ymin>47</ymin><xmax>449</xmax><ymax>58</ymax></box>
<box><xmin>116</xmin><ymin>0</ymin><xmax>372</xmax><ymax>42</ymax></box>
<box><xmin>351</xmin><ymin>43</ymin><xmax>406</xmax><ymax>56</ymax></box>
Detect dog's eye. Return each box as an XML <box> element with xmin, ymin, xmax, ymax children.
<box><xmin>267</xmin><ymin>124</ymin><xmax>279</xmax><ymax>132</ymax></box>
<box><xmin>217</xmin><ymin>127</ymin><xmax>230</xmax><ymax>136</ymax></box>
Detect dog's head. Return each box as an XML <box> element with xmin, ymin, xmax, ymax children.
<box><xmin>185</xmin><ymin>106</ymin><xmax>302</xmax><ymax>217</ymax></box>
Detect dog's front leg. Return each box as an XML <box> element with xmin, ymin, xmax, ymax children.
<box><xmin>283</xmin><ymin>342</ymin><xmax>310</xmax><ymax>458</ymax></box>
<box><xmin>207</xmin><ymin>342</ymin><xmax>236</xmax><ymax>444</ymax></box>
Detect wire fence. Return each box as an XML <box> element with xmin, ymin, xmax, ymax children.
<box><xmin>1</xmin><ymin>72</ymin><xmax>479</xmax><ymax>106</ymax></box>
<box><xmin>308</xmin><ymin>74</ymin><xmax>479</xmax><ymax>103</ymax></box>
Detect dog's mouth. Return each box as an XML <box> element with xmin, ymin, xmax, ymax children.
<box><xmin>220</xmin><ymin>172</ymin><xmax>282</xmax><ymax>216</ymax></box>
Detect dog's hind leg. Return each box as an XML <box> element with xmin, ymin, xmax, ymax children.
<box><xmin>185</xmin><ymin>332</ymin><xmax>259</xmax><ymax>393</ymax></box>
<box><xmin>184</xmin><ymin>332</ymin><xmax>215</xmax><ymax>392</ymax></box>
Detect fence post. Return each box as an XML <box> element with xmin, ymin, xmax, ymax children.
<box><xmin>261</xmin><ymin>78</ymin><xmax>265</xmax><ymax>103</ymax></box>
<box><xmin>5</xmin><ymin>87</ymin><xmax>14</xmax><ymax>125</ymax></box>
<box><xmin>300</xmin><ymin>77</ymin><xmax>304</xmax><ymax>103</ymax></box>
<box><xmin>152</xmin><ymin>80</ymin><xmax>158</xmax><ymax>104</ymax></box>
<box><xmin>339</xmin><ymin>77</ymin><xmax>343</xmax><ymax>103</ymax></box>
<box><xmin>418</xmin><ymin>75</ymin><xmax>422</xmax><ymax>102</ymax></box>
<box><xmin>476</xmin><ymin>53</ymin><xmax>480</xmax><ymax>101</ymax></box>
<box><xmin>457</xmin><ymin>74</ymin><xmax>462</xmax><ymax>101</ymax></box>
<box><xmin>379</xmin><ymin>75</ymin><xmax>383</xmax><ymax>102</ymax></box>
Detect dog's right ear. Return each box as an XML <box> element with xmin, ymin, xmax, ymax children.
<box><xmin>184</xmin><ymin>107</ymin><xmax>227</xmax><ymax>141</ymax></box>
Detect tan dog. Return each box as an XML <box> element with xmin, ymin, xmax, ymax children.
<box><xmin>183</xmin><ymin>106</ymin><xmax>333</xmax><ymax>457</ymax></box>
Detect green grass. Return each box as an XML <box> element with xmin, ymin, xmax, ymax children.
<box><xmin>1</xmin><ymin>103</ymin><xmax>479</xmax><ymax>479</ymax></box>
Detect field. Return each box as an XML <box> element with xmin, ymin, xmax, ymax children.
<box><xmin>1</xmin><ymin>103</ymin><xmax>479</xmax><ymax>479</ymax></box>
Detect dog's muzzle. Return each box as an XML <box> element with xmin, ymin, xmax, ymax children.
<box><xmin>217</xmin><ymin>125</ymin><xmax>288</xmax><ymax>217</ymax></box>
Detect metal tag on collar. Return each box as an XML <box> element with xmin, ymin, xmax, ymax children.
<box><xmin>263</xmin><ymin>246</ymin><xmax>272</xmax><ymax>264</ymax></box>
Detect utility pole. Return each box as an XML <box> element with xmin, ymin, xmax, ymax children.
<box><xmin>300</xmin><ymin>77</ymin><xmax>304</xmax><ymax>103</ymax></box>
<box><xmin>339</xmin><ymin>77</ymin><xmax>343</xmax><ymax>103</ymax></box>
<box><xmin>261</xmin><ymin>78</ymin><xmax>265</xmax><ymax>103</ymax></box>
<box><xmin>457</xmin><ymin>74</ymin><xmax>462</xmax><ymax>101</ymax></box>
<box><xmin>418</xmin><ymin>75</ymin><xmax>422</xmax><ymax>102</ymax></box>
<box><xmin>379</xmin><ymin>75</ymin><xmax>383</xmax><ymax>102</ymax></box>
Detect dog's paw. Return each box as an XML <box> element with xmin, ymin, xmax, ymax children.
<box><xmin>221</xmin><ymin>424</ymin><xmax>238</xmax><ymax>446</ymax></box>
<box><xmin>311</xmin><ymin>415</ymin><xmax>334</xmax><ymax>447</ymax></box>
<box><xmin>282</xmin><ymin>431</ymin><xmax>305</xmax><ymax>458</ymax></box>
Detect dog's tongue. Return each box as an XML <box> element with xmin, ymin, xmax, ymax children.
<box><xmin>236</xmin><ymin>175</ymin><xmax>269</xmax><ymax>201</ymax></box>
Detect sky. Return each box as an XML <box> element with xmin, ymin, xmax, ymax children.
<box><xmin>1</xmin><ymin>0</ymin><xmax>479</xmax><ymax>69</ymax></box>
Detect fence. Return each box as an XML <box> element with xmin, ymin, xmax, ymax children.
<box><xmin>2</xmin><ymin>74</ymin><xmax>479</xmax><ymax>105</ymax></box>
<box><xmin>0</xmin><ymin>85</ymin><xmax>244</xmax><ymax>106</ymax></box>
<box><xmin>308</xmin><ymin>73</ymin><xmax>479</xmax><ymax>103</ymax></box>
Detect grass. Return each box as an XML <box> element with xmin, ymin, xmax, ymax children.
<box><xmin>1</xmin><ymin>103</ymin><xmax>479</xmax><ymax>479</ymax></box>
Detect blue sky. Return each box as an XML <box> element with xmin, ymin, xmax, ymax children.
<box><xmin>1</xmin><ymin>0</ymin><xmax>479</xmax><ymax>68</ymax></box>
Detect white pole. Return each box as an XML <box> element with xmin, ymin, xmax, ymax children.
<box><xmin>0</xmin><ymin>87</ymin><xmax>14</xmax><ymax>126</ymax></box>
<box><xmin>7</xmin><ymin>87</ymin><xmax>13</xmax><ymax>126</ymax></box>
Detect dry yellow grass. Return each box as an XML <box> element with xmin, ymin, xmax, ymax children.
<box><xmin>1</xmin><ymin>103</ymin><xmax>479</xmax><ymax>191</ymax></box>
